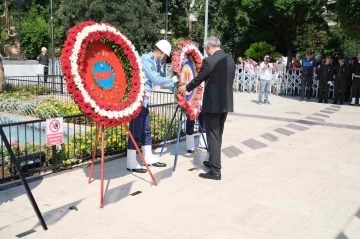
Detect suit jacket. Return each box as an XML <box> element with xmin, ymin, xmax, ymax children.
<box><xmin>186</xmin><ymin>50</ymin><xmax>235</xmax><ymax>113</ymax></box>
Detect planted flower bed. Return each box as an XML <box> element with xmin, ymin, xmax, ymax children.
<box><xmin>0</xmin><ymin>110</ymin><xmax>180</xmax><ymax>183</ymax></box>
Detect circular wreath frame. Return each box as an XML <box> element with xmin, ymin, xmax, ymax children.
<box><xmin>60</xmin><ymin>21</ymin><xmax>145</xmax><ymax>127</ymax></box>
<box><xmin>172</xmin><ymin>41</ymin><xmax>204</xmax><ymax>120</ymax></box>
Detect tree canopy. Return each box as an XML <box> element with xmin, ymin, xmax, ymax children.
<box><xmin>336</xmin><ymin>0</ymin><xmax>360</xmax><ymax>39</ymax></box>
<box><xmin>0</xmin><ymin>0</ymin><xmax>359</xmax><ymax>59</ymax></box>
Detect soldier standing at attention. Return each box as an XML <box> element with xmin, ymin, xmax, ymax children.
<box><xmin>37</xmin><ymin>47</ymin><xmax>49</xmax><ymax>82</ymax></box>
<box><xmin>333</xmin><ymin>56</ymin><xmax>349</xmax><ymax>105</ymax></box>
<box><xmin>350</xmin><ymin>54</ymin><xmax>360</xmax><ymax>105</ymax></box>
<box><xmin>317</xmin><ymin>56</ymin><xmax>334</xmax><ymax>104</ymax></box>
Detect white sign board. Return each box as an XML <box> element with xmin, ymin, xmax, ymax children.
<box><xmin>46</xmin><ymin>117</ymin><xmax>63</xmax><ymax>146</ymax></box>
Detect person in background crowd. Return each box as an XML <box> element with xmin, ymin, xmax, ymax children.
<box><xmin>292</xmin><ymin>54</ymin><xmax>302</xmax><ymax>69</ymax></box>
<box><xmin>258</xmin><ymin>55</ymin><xmax>275</xmax><ymax>104</ymax></box>
<box><xmin>345</xmin><ymin>57</ymin><xmax>357</xmax><ymax>102</ymax></box>
<box><xmin>316</xmin><ymin>54</ymin><xmax>323</xmax><ymax>71</ymax></box>
<box><xmin>350</xmin><ymin>54</ymin><xmax>360</xmax><ymax>105</ymax></box>
<box><xmin>236</xmin><ymin>57</ymin><xmax>244</xmax><ymax>68</ymax></box>
<box><xmin>37</xmin><ymin>47</ymin><xmax>49</xmax><ymax>82</ymax></box>
<box><xmin>275</xmin><ymin>57</ymin><xmax>286</xmax><ymax>74</ymax></box>
<box><xmin>300</xmin><ymin>51</ymin><xmax>316</xmax><ymax>101</ymax></box>
<box><xmin>330</xmin><ymin>58</ymin><xmax>334</xmax><ymax>66</ymax></box>
<box><xmin>333</xmin><ymin>56</ymin><xmax>349</xmax><ymax>105</ymax></box>
<box><xmin>317</xmin><ymin>56</ymin><xmax>334</xmax><ymax>104</ymax></box>
<box><xmin>311</xmin><ymin>51</ymin><xmax>316</xmax><ymax>61</ymax></box>
<box><xmin>273</xmin><ymin>57</ymin><xmax>286</xmax><ymax>94</ymax></box>
<box><xmin>244</xmin><ymin>57</ymin><xmax>258</xmax><ymax>92</ymax></box>
<box><xmin>126</xmin><ymin>40</ymin><xmax>178</xmax><ymax>173</ymax></box>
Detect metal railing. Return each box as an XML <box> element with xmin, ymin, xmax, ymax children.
<box><xmin>0</xmin><ymin>101</ymin><xmax>191</xmax><ymax>184</ymax></box>
<box><xmin>233</xmin><ymin>67</ymin><xmax>336</xmax><ymax>98</ymax></box>
<box><xmin>3</xmin><ymin>76</ymin><xmax>176</xmax><ymax>105</ymax></box>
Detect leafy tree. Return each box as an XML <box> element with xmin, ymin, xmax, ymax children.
<box><xmin>336</xmin><ymin>0</ymin><xmax>360</xmax><ymax>39</ymax></box>
<box><xmin>1</xmin><ymin>0</ymin><xmax>63</xmax><ymax>58</ymax></box>
<box><xmin>55</xmin><ymin>0</ymin><xmax>165</xmax><ymax>54</ymax></box>
<box><xmin>188</xmin><ymin>0</ymin><xmax>250</xmax><ymax>57</ymax></box>
<box><xmin>245</xmin><ymin>41</ymin><xmax>281</xmax><ymax>62</ymax></box>
<box><xmin>242</xmin><ymin>0</ymin><xmax>328</xmax><ymax>61</ymax></box>
<box><xmin>293</xmin><ymin>23</ymin><xmax>329</xmax><ymax>55</ymax></box>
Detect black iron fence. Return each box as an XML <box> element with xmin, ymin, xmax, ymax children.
<box><xmin>0</xmin><ymin>102</ymin><xmax>188</xmax><ymax>184</ymax></box>
<box><xmin>3</xmin><ymin>75</ymin><xmax>175</xmax><ymax>105</ymax></box>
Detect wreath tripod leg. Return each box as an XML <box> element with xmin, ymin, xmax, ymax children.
<box><xmin>160</xmin><ymin>105</ymin><xmax>180</xmax><ymax>156</ymax></box>
<box><xmin>173</xmin><ymin>111</ymin><xmax>183</xmax><ymax>171</ymax></box>
<box><xmin>124</xmin><ymin>124</ymin><xmax>158</xmax><ymax>186</ymax></box>
<box><xmin>100</xmin><ymin>125</ymin><xmax>106</xmax><ymax>208</ymax></box>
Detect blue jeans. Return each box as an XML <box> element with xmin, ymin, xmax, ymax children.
<box><xmin>127</xmin><ymin>106</ymin><xmax>152</xmax><ymax>149</ymax></box>
<box><xmin>258</xmin><ymin>79</ymin><xmax>272</xmax><ymax>102</ymax></box>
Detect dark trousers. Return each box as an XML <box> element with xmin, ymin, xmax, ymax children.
<box><xmin>127</xmin><ymin>106</ymin><xmax>152</xmax><ymax>149</ymax></box>
<box><xmin>333</xmin><ymin>82</ymin><xmax>346</xmax><ymax>103</ymax></box>
<box><xmin>44</xmin><ymin>66</ymin><xmax>48</xmax><ymax>83</ymax></box>
<box><xmin>352</xmin><ymin>79</ymin><xmax>360</xmax><ymax>99</ymax></box>
<box><xmin>345</xmin><ymin>79</ymin><xmax>352</xmax><ymax>102</ymax></box>
<box><xmin>186</xmin><ymin>112</ymin><xmax>206</xmax><ymax>135</ymax></box>
<box><xmin>301</xmin><ymin>75</ymin><xmax>313</xmax><ymax>99</ymax></box>
<box><xmin>203</xmin><ymin>112</ymin><xmax>228</xmax><ymax>175</ymax></box>
<box><xmin>318</xmin><ymin>80</ymin><xmax>330</xmax><ymax>102</ymax></box>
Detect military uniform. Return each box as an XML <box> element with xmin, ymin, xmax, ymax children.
<box><xmin>127</xmin><ymin>51</ymin><xmax>177</xmax><ymax>173</ymax></box>
<box><xmin>333</xmin><ymin>62</ymin><xmax>349</xmax><ymax>104</ymax></box>
<box><xmin>317</xmin><ymin>63</ymin><xmax>334</xmax><ymax>103</ymax></box>
<box><xmin>351</xmin><ymin>60</ymin><xmax>360</xmax><ymax>105</ymax></box>
<box><xmin>185</xmin><ymin>112</ymin><xmax>207</xmax><ymax>153</ymax></box>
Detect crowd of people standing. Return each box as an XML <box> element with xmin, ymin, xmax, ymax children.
<box><xmin>234</xmin><ymin>51</ymin><xmax>360</xmax><ymax>105</ymax></box>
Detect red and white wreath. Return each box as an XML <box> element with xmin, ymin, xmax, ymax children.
<box><xmin>172</xmin><ymin>41</ymin><xmax>204</xmax><ymax>120</ymax></box>
<box><xmin>60</xmin><ymin>21</ymin><xmax>145</xmax><ymax>127</ymax></box>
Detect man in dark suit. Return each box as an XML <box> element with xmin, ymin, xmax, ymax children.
<box><xmin>178</xmin><ymin>36</ymin><xmax>235</xmax><ymax>180</ymax></box>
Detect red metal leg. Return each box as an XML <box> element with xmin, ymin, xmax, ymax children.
<box><xmin>88</xmin><ymin>124</ymin><xmax>99</xmax><ymax>184</ymax></box>
<box><xmin>124</xmin><ymin>124</ymin><xmax>158</xmax><ymax>186</ymax></box>
<box><xmin>100</xmin><ymin>125</ymin><xmax>105</xmax><ymax>208</ymax></box>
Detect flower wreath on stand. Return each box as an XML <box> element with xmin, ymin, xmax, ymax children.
<box><xmin>172</xmin><ymin>40</ymin><xmax>204</xmax><ymax>120</ymax></box>
<box><xmin>60</xmin><ymin>21</ymin><xmax>145</xmax><ymax>127</ymax></box>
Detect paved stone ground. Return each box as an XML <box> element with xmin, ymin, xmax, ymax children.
<box><xmin>1</xmin><ymin>92</ymin><xmax>360</xmax><ymax>239</ymax></box>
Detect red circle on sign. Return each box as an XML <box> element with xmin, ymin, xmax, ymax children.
<box><xmin>49</xmin><ymin>119</ymin><xmax>60</xmax><ymax>132</ymax></box>
<box><xmin>82</xmin><ymin>42</ymin><xmax>127</xmax><ymax>105</ymax></box>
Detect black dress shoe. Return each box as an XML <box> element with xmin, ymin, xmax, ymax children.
<box><xmin>318</xmin><ymin>99</ymin><xmax>323</xmax><ymax>103</ymax></box>
<box><xmin>199</xmin><ymin>171</ymin><xmax>221</xmax><ymax>180</ymax></box>
<box><xmin>332</xmin><ymin>101</ymin><xmax>338</xmax><ymax>104</ymax></box>
<box><xmin>127</xmin><ymin>168</ymin><xmax>147</xmax><ymax>173</ymax></box>
<box><xmin>203</xmin><ymin>161</ymin><xmax>211</xmax><ymax>168</ymax></box>
<box><xmin>187</xmin><ymin>149</ymin><xmax>195</xmax><ymax>154</ymax></box>
<box><xmin>340</xmin><ymin>102</ymin><xmax>344</xmax><ymax>105</ymax></box>
<box><xmin>148</xmin><ymin>162</ymin><xmax>167</xmax><ymax>167</ymax></box>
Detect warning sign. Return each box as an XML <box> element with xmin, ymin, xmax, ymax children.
<box><xmin>46</xmin><ymin>117</ymin><xmax>63</xmax><ymax>146</ymax></box>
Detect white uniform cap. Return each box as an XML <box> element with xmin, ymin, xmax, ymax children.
<box><xmin>41</xmin><ymin>47</ymin><xmax>47</xmax><ymax>51</ymax></box>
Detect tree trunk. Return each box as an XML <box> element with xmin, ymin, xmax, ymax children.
<box><xmin>286</xmin><ymin>41</ymin><xmax>293</xmax><ymax>66</ymax></box>
<box><xmin>0</xmin><ymin>62</ymin><xmax>4</xmax><ymax>92</ymax></box>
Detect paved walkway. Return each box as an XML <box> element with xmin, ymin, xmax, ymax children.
<box><xmin>1</xmin><ymin>93</ymin><xmax>360</xmax><ymax>239</ymax></box>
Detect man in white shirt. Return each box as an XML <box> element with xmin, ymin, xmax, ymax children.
<box><xmin>258</xmin><ymin>55</ymin><xmax>275</xmax><ymax>104</ymax></box>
